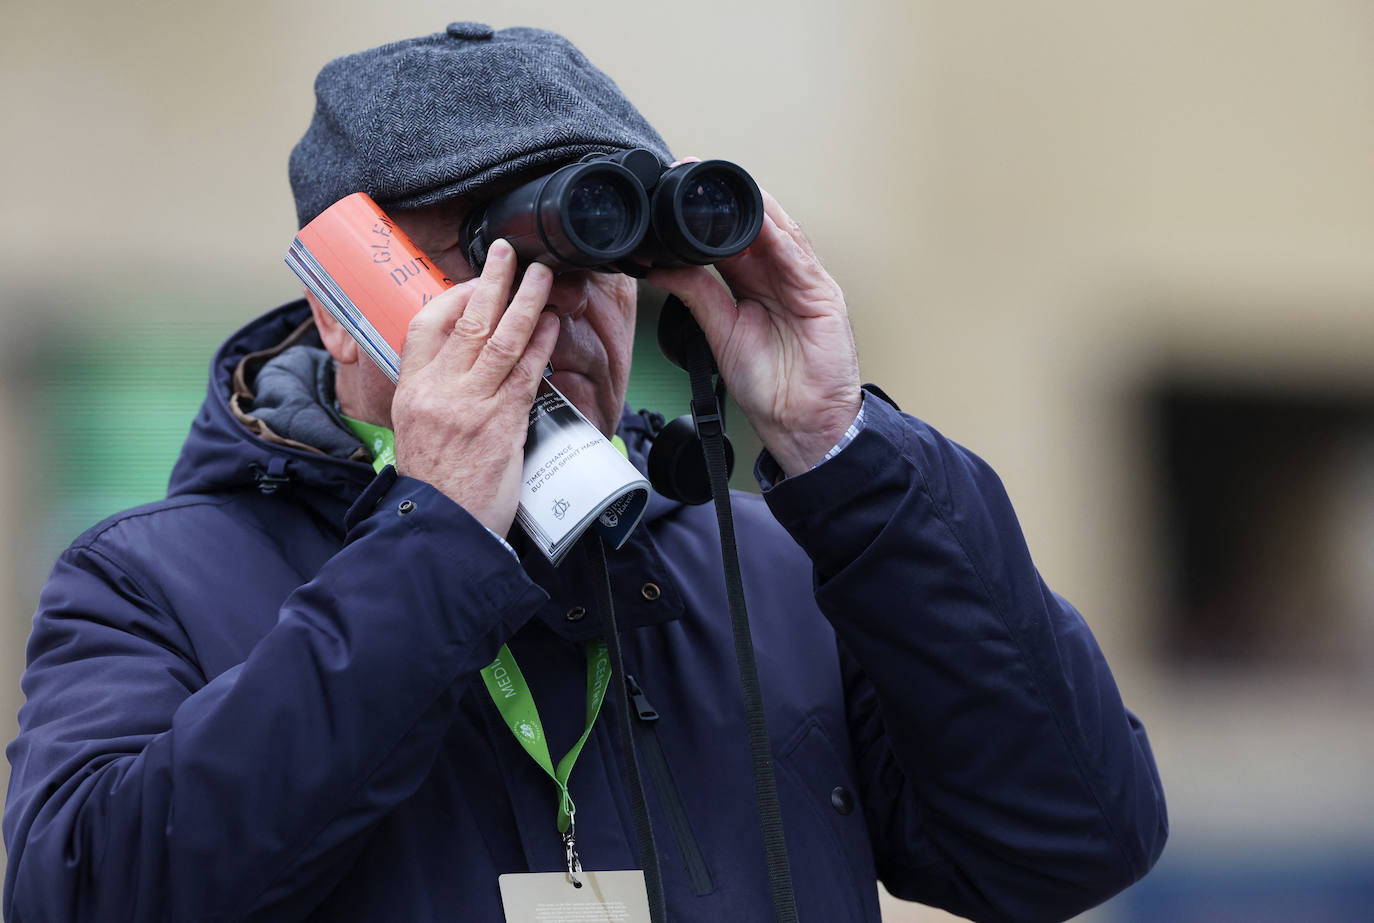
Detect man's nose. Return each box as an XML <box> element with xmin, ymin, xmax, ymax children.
<box><xmin>543</xmin><ymin>270</ymin><xmax>590</xmax><ymax>321</ymax></box>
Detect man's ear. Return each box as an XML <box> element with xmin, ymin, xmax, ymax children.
<box><xmin>304</xmin><ymin>290</ymin><xmax>359</xmax><ymax>365</ymax></box>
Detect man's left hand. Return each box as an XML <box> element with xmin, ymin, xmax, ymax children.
<box><xmin>649</xmin><ymin>184</ymin><xmax>861</xmax><ymax>478</ymax></box>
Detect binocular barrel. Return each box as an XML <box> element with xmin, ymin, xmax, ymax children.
<box><xmin>460</xmin><ymin>150</ymin><xmax>764</xmax><ymax>275</ymax></box>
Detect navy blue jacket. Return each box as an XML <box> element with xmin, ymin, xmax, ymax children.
<box><xmin>4</xmin><ymin>301</ymin><xmax>1165</xmax><ymax>922</ymax></box>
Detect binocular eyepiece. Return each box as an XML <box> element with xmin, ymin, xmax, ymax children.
<box><xmin>460</xmin><ymin>149</ymin><xmax>764</xmax><ymax>276</ymax></box>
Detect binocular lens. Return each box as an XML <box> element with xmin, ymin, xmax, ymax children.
<box><xmin>679</xmin><ymin>177</ymin><xmax>742</xmax><ymax>250</ymax></box>
<box><xmin>652</xmin><ymin>161</ymin><xmax>763</xmax><ymax>264</ymax></box>
<box><xmin>566</xmin><ymin>177</ymin><xmax>634</xmax><ymax>252</ymax></box>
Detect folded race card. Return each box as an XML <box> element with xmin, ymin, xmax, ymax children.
<box><xmin>286</xmin><ymin>193</ymin><xmax>649</xmax><ymax>564</ymax></box>
<box><xmin>519</xmin><ymin>372</ymin><xmax>648</xmax><ymax>562</ymax></box>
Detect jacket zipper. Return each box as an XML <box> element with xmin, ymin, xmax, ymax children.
<box><xmin>626</xmin><ymin>674</ymin><xmax>715</xmax><ymax>896</ymax></box>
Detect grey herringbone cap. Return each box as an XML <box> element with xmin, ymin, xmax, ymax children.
<box><xmin>289</xmin><ymin>22</ymin><xmax>672</xmax><ymax>227</ymax></box>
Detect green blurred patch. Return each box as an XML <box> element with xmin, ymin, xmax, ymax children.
<box><xmin>33</xmin><ymin>320</ymin><xmax>230</xmax><ymax>570</ymax></box>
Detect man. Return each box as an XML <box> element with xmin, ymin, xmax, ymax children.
<box><xmin>4</xmin><ymin>23</ymin><xmax>1166</xmax><ymax>922</ymax></box>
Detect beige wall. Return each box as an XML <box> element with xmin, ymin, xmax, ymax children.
<box><xmin>4</xmin><ymin>2</ymin><xmax>1373</xmax><ymax>919</ymax></box>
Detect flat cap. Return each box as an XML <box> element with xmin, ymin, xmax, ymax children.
<box><xmin>289</xmin><ymin>23</ymin><xmax>672</xmax><ymax>227</ymax></box>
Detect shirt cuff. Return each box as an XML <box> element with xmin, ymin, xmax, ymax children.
<box><xmin>485</xmin><ymin>527</ymin><xmax>520</xmax><ymax>560</ymax></box>
<box><xmin>756</xmin><ymin>394</ymin><xmax>867</xmax><ymax>491</ymax></box>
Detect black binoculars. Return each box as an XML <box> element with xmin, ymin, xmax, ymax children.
<box><xmin>459</xmin><ymin>149</ymin><xmax>764</xmax><ymax>276</ymax></box>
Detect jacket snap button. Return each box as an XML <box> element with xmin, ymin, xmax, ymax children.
<box><xmin>640</xmin><ymin>582</ymin><xmax>661</xmax><ymax>601</ymax></box>
<box><xmin>565</xmin><ymin>606</ymin><xmax>586</xmax><ymax>622</ymax></box>
<box><xmin>830</xmin><ymin>786</ymin><xmax>854</xmax><ymax>815</ymax></box>
<box><xmin>397</xmin><ymin>500</ymin><xmax>416</xmax><ymax>516</ymax></box>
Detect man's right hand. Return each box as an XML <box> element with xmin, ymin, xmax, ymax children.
<box><xmin>391</xmin><ymin>239</ymin><xmax>561</xmax><ymax>536</ymax></box>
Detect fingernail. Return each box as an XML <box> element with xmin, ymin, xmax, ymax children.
<box><xmin>489</xmin><ymin>239</ymin><xmax>513</xmax><ymax>262</ymax></box>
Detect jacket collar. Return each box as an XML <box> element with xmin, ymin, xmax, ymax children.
<box><xmin>167</xmin><ymin>301</ymin><xmax>377</xmax><ymax>531</ymax></box>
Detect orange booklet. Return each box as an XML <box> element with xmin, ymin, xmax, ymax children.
<box><xmin>286</xmin><ymin>192</ymin><xmax>454</xmax><ymax>381</ymax></box>
<box><xmin>284</xmin><ymin>194</ymin><xmax>650</xmax><ymax>564</ymax></box>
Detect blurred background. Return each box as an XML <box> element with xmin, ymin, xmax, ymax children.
<box><xmin>3</xmin><ymin>1</ymin><xmax>1373</xmax><ymax>919</ymax></box>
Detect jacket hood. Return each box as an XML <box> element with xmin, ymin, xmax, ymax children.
<box><xmin>167</xmin><ymin>301</ymin><xmax>373</xmax><ymax>508</ymax></box>
<box><xmin>166</xmin><ymin>299</ymin><xmax>682</xmax><ymax>525</ymax></box>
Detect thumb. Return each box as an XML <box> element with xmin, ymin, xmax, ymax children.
<box><xmin>646</xmin><ymin>267</ymin><xmax>739</xmax><ymax>363</ymax></box>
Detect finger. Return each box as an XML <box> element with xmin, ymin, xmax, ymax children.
<box><xmin>757</xmin><ymin>186</ymin><xmax>817</xmax><ymax>261</ymax></box>
<box><xmin>714</xmin><ymin>207</ymin><xmax>822</xmax><ymax>301</ymax></box>
<box><xmin>469</xmin><ymin>262</ymin><xmax>556</xmax><ymax>385</ymax></box>
<box><xmin>668</xmin><ymin>154</ymin><xmax>703</xmax><ymax>168</ymax></box>
<box><xmin>646</xmin><ymin>266</ymin><xmax>740</xmax><ymax>359</ymax></box>
<box><xmin>505</xmin><ymin>310</ymin><xmax>561</xmax><ymax>397</ymax></box>
<box><xmin>397</xmin><ymin>279</ymin><xmax>477</xmax><ymax>376</ymax></box>
<box><xmin>446</xmin><ymin>238</ymin><xmax>518</xmax><ymax>368</ymax></box>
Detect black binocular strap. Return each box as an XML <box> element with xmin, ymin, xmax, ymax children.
<box><xmin>683</xmin><ymin>339</ymin><xmax>801</xmax><ymax>923</ymax></box>
<box><xmin>589</xmin><ymin>296</ymin><xmax>798</xmax><ymax>923</ymax></box>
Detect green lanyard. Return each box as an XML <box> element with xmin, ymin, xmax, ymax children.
<box><xmin>341</xmin><ymin>414</ymin><xmax>616</xmax><ymax>850</ymax></box>
<box><xmin>341</xmin><ymin>414</ymin><xmax>397</xmax><ymax>473</ymax></box>
<box><xmin>480</xmin><ymin>641</ymin><xmax>611</xmax><ymax>835</ymax></box>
